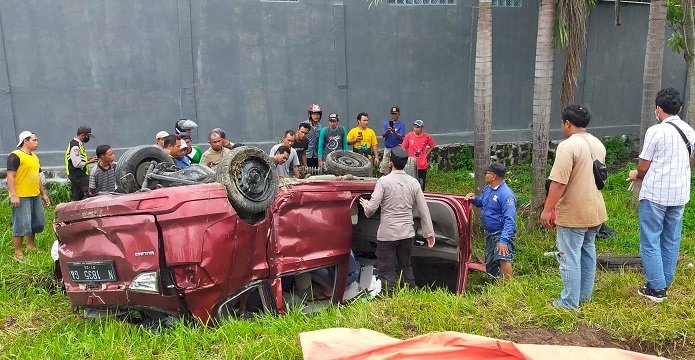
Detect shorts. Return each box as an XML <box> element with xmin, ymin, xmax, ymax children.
<box><xmin>379</xmin><ymin>148</ymin><xmax>393</xmax><ymax>175</ymax></box>
<box><xmin>484</xmin><ymin>231</ymin><xmax>514</xmax><ymax>277</ymax></box>
<box><xmin>12</xmin><ymin>196</ymin><xmax>45</xmax><ymax>237</ymax></box>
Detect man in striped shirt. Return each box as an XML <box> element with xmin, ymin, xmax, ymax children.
<box><xmin>89</xmin><ymin>145</ymin><xmax>117</xmax><ymax>196</ymax></box>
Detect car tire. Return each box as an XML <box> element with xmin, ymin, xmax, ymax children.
<box><xmin>216</xmin><ymin>146</ymin><xmax>279</xmax><ymax>216</ymax></box>
<box><xmin>115</xmin><ymin>145</ymin><xmax>173</xmax><ymax>193</ymax></box>
<box><xmin>597</xmin><ymin>255</ymin><xmax>642</xmax><ymax>271</ymax></box>
<box><xmin>404</xmin><ymin>157</ymin><xmax>418</xmax><ymax>179</ymax></box>
<box><xmin>324</xmin><ymin>151</ymin><xmax>373</xmax><ymax>177</ymax></box>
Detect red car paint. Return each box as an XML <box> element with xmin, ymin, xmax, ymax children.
<box><xmin>55</xmin><ymin>180</ymin><xmax>475</xmax><ymax>323</ymax></box>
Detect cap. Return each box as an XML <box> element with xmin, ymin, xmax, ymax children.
<box><xmin>390</xmin><ymin>145</ymin><xmax>408</xmax><ymax>161</ymax></box>
<box><xmin>178</xmin><ymin>133</ymin><xmax>191</xmax><ymax>141</ymax></box>
<box><xmin>77</xmin><ymin>126</ymin><xmax>93</xmax><ymax>137</ymax></box>
<box><xmin>328</xmin><ymin>113</ymin><xmax>339</xmax><ymax>121</ymax></box>
<box><xmin>179</xmin><ymin>139</ymin><xmax>188</xmax><ymax>149</ymax></box>
<box><xmin>16</xmin><ymin>130</ymin><xmax>33</xmax><ymax>147</ymax></box>
<box><xmin>413</xmin><ymin>119</ymin><xmax>424</xmax><ymax>127</ymax></box>
<box><xmin>156</xmin><ymin>131</ymin><xmax>170</xmax><ymax>140</ymax></box>
<box><xmin>390</xmin><ymin>106</ymin><xmax>400</xmax><ymax>114</ymax></box>
<box><xmin>486</xmin><ymin>163</ymin><xmax>507</xmax><ymax>178</ymax></box>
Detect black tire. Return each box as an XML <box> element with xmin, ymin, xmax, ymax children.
<box><xmin>215</xmin><ymin>146</ymin><xmax>279</xmax><ymax>215</ymax></box>
<box><xmin>324</xmin><ymin>151</ymin><xmax>373</xmax><ymax>177</ymax></box>
<box><xmin>115</xmin><ymin>145</ymin><xmax>173</xmax><ymax>193</ymax></box>
<box><xmin>404</xmin><ymin>157</ymin><xmax>418</xmax><ymax>179</ymax></box>
<box><xmin>597</xmin><ymin>255</ymin><xmax>642</xmax><ymax>271</ymax></box>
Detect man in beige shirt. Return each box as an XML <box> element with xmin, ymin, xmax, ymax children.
<box><xmin>541</xmin><ymin>104</ymin><xmax>607</xmax><ymax>310</ymax></box>
<box><xmin>359</xmin><ymin>146</ymin><xmax>435</xmax><ymax>292</ymax></box>
<box><xmin>200</xmin><ymin>130</ymin><xmax>230</xmax><ymax>169</ymax></box>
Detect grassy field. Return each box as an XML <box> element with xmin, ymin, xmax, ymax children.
<box><xmin>1</xmin><ymin>165</ymin><xmax>694</xmax><ymax>359</ymax></box>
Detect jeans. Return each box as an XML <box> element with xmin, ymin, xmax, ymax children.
<box><xmin>555</xmin><ymin>225</ymin><xmax>599</xmax><ymax>309</ymax></box>
<box><xmin>639</xmin><ymin>199</ymin><xmax>685</xmax><ymax>290</ymax></box>
<box><xmin>12</xmin><ymin>196</ymin><xmax>45</xmax><ymax>236</ymax></box>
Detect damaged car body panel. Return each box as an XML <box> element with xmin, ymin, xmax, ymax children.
<box><xmin>55</xmin><ymin>179</ymin><xmax>475</xmax><ymax>324</ymax></box>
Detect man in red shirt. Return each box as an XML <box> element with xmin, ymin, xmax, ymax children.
<box><xmin>401</xmin><ymin>119</ymin><xmax>435</xmax><ymax>190</ymax></box>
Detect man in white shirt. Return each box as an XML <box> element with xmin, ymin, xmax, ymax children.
<box><xmin>269</xmin><ymin>130</ymin><xmax>300</xmax><ymax>178</ymax></box>
<box><xmin>629</xmin><ymin>87</ymin><xmax>695</xmax><ymax>302</ymax></box>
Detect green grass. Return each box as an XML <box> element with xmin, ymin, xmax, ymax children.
<box><xmin>1</xmin><ymin>169</ymin><xmax>694</xmax><ymax>359</ymax></box>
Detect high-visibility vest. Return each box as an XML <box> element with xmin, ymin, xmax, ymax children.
<box><xmin>65</xmin><ymin>140</ymin><xmax>89</xmax><ymax>176</ymax></box>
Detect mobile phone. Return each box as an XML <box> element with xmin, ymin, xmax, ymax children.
<box><xmin>358</xmin><ymin>131</ymin><xmax>363</xmax><ymax>137</ymax></box>
<box><xmin>389</xmin><ymin>120</ymin><xmax>394</xmax><ymax>128</ymax></box>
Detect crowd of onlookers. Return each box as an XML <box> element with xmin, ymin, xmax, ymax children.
<box><xmin>6</xmin><ymin>89</ymin><xmax>695</xmax><ymax>313</ymax></box>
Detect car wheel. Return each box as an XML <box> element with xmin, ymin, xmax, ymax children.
<box><xmin>115</xmin><ymin>145</ymin><xmax>173</xmax><ymax>193</ymax></box>
<box><xmin>216</xmin><ymin>146</ymin><xmax>279</xmax><ymax>216</ymax></box>
<box><xmin>324</xmin><ymin>151</ymin><xmax>373</xmax><ymax>177</ymax></box>
<box><xmin>404</xmin><ymin>157</ymin><xmax>418</xmax><ymax>179</ymax></box>
<box><xmin>597</xmin><ymin>255</ymin><xmax>642</xmax><ymax>271</ymax></box>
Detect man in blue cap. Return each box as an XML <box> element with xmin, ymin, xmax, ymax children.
<box><xmin>465</xmin><ymin>162</ymin><xmax>517</xmax><ymax>278</ymax></box>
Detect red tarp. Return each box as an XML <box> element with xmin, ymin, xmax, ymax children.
<box><xmin>300</xmin><ymin>328</ymin><xmax>666</xmax><ymax>360</ymax></box>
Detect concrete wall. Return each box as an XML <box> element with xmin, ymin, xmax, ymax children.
<box><xmin>0</xmin><ymin>0</ymin><xmax>685</xmax><ymax>168</ymax></box>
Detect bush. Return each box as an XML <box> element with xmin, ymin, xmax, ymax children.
<box><xmin>603</xmin><ymin>136</ymin><xmax>632</xmax><ymax>170</ymax></box>
<box><xmin>451</xmin><ymin>145</ymin><xmax>474</xmax><ymax>171</ymax></box>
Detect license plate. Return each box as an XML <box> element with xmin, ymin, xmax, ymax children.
<box><xmin>66</xmin><ymin>261</ymin><xmax>117</xmax><ymax>283</ymax></box>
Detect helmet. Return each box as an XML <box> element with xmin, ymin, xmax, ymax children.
<box><xmin>307</xmin><ymin>104</ymin><xmax>322</xmax><ymax>118</ymax></box>
<box><xmin>175</xmin><ymin>119</ymin><xmax>198</xmax><ymax>135</ymax></box>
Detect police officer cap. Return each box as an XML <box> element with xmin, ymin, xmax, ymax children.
<box><xmin>390</xmin><ymin>145</ymin><xmax>408</xmax><ymax>162</ymax></box>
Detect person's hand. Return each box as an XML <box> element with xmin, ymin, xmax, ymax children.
<box><xmin>356</xmin><ymin>133</ymin><xmax>363</xmax><ymax>142</ymax></box>
<box><xmin>387</xmin><ymin>126</ymin><xmax>394</xmax><ymax>132</ymax></box>
<box><xmin>426</xmin><ymin>234</ymin><xmax>435</xmax><ymax>248</ymax></box>
<box><xmin>359</xmin><ymin>197</ymin><xmax>369</xmax><ymax>208</ymax></box>
<box><xmin>10</xmin><ymin>195</ymin><xmax>19</xmax><ymax>208</ymax></box>
<box><xmin>496</xmin><ymin>242</ymin><xmax>510</xmax><ymax>256</ymax></box>
<box><xmin>540</xmin><ymin>209</ymin><xmax>555</xmax><ymax>229</ymax></box>
<box><xmin>463</xmin><ymin>192</ymin><xmax>475</xmax><ymax>200</ymax></box>
<box><xmin>628</xmin><ymin>169</ymin><xmax>638</xmax><ymax>181</ymax></box>
<box><xmin>373</xmin><ymin>157</ymin><xmax>380</xmax><ymax>166</ymax></box>
<box><xmin>41</xmin><ymin>194</ymin><xmax>51</xmax><ymax>207</ymax></box>
<box><xmin>318</xmin><ymin>159</ymin><xmax>324</xmax><ymax>169</ymax></box>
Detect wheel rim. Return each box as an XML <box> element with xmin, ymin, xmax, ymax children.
<box><xmin>134</xmin><ymin>160</ymin><xmax>156</xmax><ymax>185</ymax></box>
<box><xmin>334</xmin><ymin>153</ymin><xmax>364</xmax><ymax>167</ymax></box>
<box><xmin>234</xmin><ymin>157</ymin><xmax>272</xmax><ymax>201</ymax></box>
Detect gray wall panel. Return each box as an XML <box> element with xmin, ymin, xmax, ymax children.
<box><xmin>0</xmin><ymin>0</ymin><xmax>688</xmax><ymax>168</ymax></box>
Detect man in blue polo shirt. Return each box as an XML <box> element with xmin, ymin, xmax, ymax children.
<box><xmin>465</xmin><ymin>163</ymin><xmax>517</xmax><ymax>278</ymax></box>
<box><xmin>379</xmin><ymin>106</ymin><xmax>406</xmax><ymax>175</ymax></box>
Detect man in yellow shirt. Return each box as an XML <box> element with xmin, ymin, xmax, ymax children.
<box><xmin>347</xmin><ymin>112</ymin><xmax>380</xmax><ymax>166</ymax></box>
<box><xmin>6</xmin><ymin>131</ymin><xmax>50</xmax><ymax>260</ymax></box>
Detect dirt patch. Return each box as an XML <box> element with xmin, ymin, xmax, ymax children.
<box><xmin>501</xmin><ymin>324</ymin><xmax>691</xmax><ymax>359</ymax></box>
<box><xmin>3</xmin><ymin>316</ymin><xmax>17</xmax><ymax>331</ymax></box>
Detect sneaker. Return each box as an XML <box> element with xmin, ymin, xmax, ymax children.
<box><xmin>637</xmin><ymin>286</ymin><xmax>667</xmax><ymax>302</ymax></box>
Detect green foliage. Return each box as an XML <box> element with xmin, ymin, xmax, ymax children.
<box><xmin>666</xmin><ymin>0</ymin><xmax>694</xmax><ymax>55</ymax></box>
<box><xmin>451</xmin><ymin>145</ymin><xmax>474</xmax><ymax>171</ymax></box>
<box><xmin>602</xmin><ymin>136</ymin><xmax>632</xmax><ymax>170</ymax></box>
<box><xmin>44</xmin><ymin>182</ymin><xmax>73</xmax><ymax>205</ymax></box>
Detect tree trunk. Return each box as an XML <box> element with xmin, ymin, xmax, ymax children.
<box><xmin>474</xmin><ymin>0</ymin><xmax>493</xmax><ymax>192</ymax></box>
<box><xmin>558</xmin><ymin>0</ymin><xmax>589</xmax><ymax>109</ymax></box>
<box><xmin>529</xmin><ymin>0</ymin><xmax>556</xmax><ymax>230</ymax></box>
<box><xmin>639</xmin><ymin>0</ymin><xmax>666</xmax><ymax>148</ymax></box>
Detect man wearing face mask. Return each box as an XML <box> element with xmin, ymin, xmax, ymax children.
<box><xmin>65</xmin><ymin>126</ymin><xmax>97</xmax><ymax>201</ymax></box>
<box><xmin>629</xmin><ymin>87</ymin><xmax>695</xmax><ymax>303</ymax></box>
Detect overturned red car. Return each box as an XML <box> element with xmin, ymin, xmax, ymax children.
<box><xmin>54</xmin><ymin>146</ymin><xmax>476</xmax><ymax>324</ymax></box>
